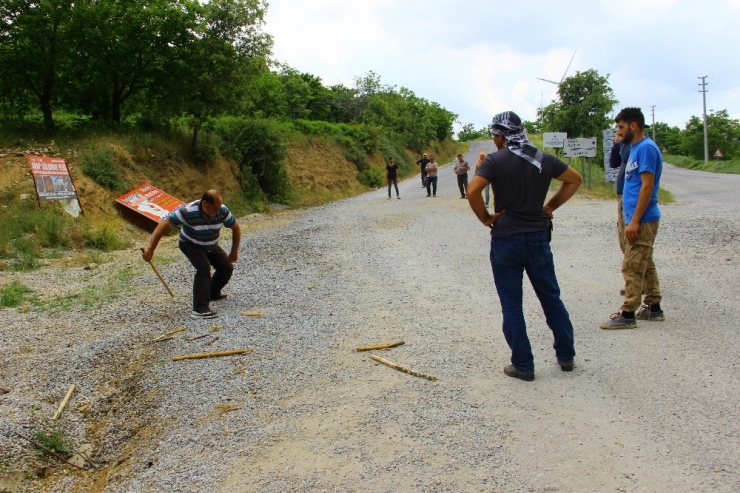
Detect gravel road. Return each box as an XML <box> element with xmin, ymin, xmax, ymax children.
<box><xmin>2</xmin><ymin>143</ymin><xmax>739</xmax><ymax>492</ymax></box>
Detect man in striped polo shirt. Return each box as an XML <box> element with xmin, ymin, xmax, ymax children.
<box><xmin>143</xmin><ymin>190</ymin><xmax>242</xmax><ymax>319</ymax></box>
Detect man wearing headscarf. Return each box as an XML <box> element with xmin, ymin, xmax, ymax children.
<box><xmin>467</xmin><ymin>111</ymin><xmax>583</xmax><ymax>381</ymax></box>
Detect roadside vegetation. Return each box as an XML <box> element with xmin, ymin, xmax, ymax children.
<box><xmin>0</xmin><ymin>1</ymin><xmax>460</xmax><ymax>273</ymax></box>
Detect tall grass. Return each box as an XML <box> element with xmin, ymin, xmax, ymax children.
<box><xmin>664</xmin><ymin>154</ymin><xmax>740</xmax><ymax>174</ymax></box>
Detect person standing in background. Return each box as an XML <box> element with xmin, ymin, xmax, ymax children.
<box><xmin>386</xmin><ymin>156</ymin><xmax>400</xmax><ymax>200</ymax></box>
<box><xmin>425</xmin><ymin>154</ymin><xmax>439</xmax><ymax>197</ymax></box>
<box><xmin>475</xmin><ymin>151</ymin><xmax>490</xmax><ymax>206</ymax></box>
<box><xmin>416</xmin><ymin>153</ymin><xmax>430</xmax><ymax>188</ymax></box>
<box><xmin>453</xmin><ymin>154</ymin><xmax>470</xmax><ymax>199</ymax></box>
<box><xmin>609</xmin><ymin>128</ymin><xmax>630</xmax><ymax>295</ymax></box>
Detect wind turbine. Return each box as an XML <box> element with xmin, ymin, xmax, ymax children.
<box><xmin>537</xmin><ymin>49</ymin><xmax>577</xmax><ymax>86</ymax></box>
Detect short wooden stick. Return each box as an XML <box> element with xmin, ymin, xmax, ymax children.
<box><xmin>52</xmin><ymin>384</ymin><xmax>75</xmax><ymax>420</ymax></box>
<box><xmin>356</xmin><ymin>341</ymin><xmax>405</xmax><ymax>352</ymax></box>
<box><xmin>172</xmin><ymin>349</ymin><xmax>253</xmax><ymax>361</ymax></box>
<box><xmin>369</xmin><ymin>354</ymin><xmax>438</xmax><ymax>381</ymax></box>
<box><xmin>185</xmin><ymin>334</ymin><xmax>209</xmax><ymax>342</ymax></box>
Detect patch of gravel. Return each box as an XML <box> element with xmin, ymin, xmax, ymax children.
<box><xmin>2</xmin><ymin>148</ymin><xmax>740</xmax><ymax>492</ymax></box>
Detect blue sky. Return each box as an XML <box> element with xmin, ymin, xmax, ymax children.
<box><xmin>264</xmin><ymin>0</ymin><xmax>740</xmax><ymax>134</ymax></box>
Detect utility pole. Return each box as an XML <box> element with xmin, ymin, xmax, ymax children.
<box><xmin>698</xmin><ymin>76</ymin><xmax>709</xmax><ymax>165</ymax></box>
<box><xmin>650</xmin><ymin>105</ymin><xmax>656</xmax><ymax>141</ymax></box>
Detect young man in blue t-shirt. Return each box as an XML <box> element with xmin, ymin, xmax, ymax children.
<box><xmin>601</xmin><ymin>107</ymin><xmax>665</xmax><ymax>329</ymax></box>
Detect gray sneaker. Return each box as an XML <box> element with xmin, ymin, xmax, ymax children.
<box><xmin>636</xmin><ymin>304</ymin><xmax>665</xmax><ymax>321</ymax></box>
<box><xmin>600</xmin><ymin>312</ymin><xmax>637</xmax><ymax>330</ymax></box>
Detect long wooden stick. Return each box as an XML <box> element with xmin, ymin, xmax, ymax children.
<box><xmin>141</xmin><ymin>248</ymin><xmax>175</xmax><ymax>297</ymax></box>
<box><xmin>369</xmin><ymin>354</ymin><xmax>438</xmax><ymax>381</ymax></box>
<box><xmin>52</xmin><ymin>384</ymin><xmax>75</xmax><ymax>420</ymax></box>
<box><xmin>13</xmin><ymin>431</ymin><xmax>88</xmax><ymax>471</ymax></box>
<box><xmin>356</xmin><ymin>341</ymin><xmax>405</xmax><ymax>352</ymax></box>
<box><xmin>172</xmin><ymin>349</ymin><xmax>253</xmax><ymax>361</ymax></box>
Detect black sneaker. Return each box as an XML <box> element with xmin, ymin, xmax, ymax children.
<box><xmin>210</xmin><ymin>293</ymin><xmax>227</xmax><ymax>301</ymax></box>
<box><xmin>503</xmin><ymin>364</ymin><xmax>534</xmax><ymax>381</ymax></box>
<box><xmin>191</xmin><ymin>310</ymin><xmax>218</xmax><ymax>319</ymax></box>
<box><xmin>558</xmin><ymin>360</ymin><xmax>574</xmax><ymax>372</ymax></box>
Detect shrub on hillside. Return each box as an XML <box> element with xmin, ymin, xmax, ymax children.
<box><xmin>210</xmin><ymin>117</ymin><xmax>291</xmax><ymax>203</ymax></box>
<box><xmin>80</xmin><ymin>146</ymin><xmax>126</xmax><ymax>191</ymax></box>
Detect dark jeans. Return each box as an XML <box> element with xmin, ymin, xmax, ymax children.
<box><xmin>179</xmin><ymin>242</ymin><xmax>234</xmax><ymax>313</ymax></box>
<box><xmin>421</xmin><ymin>169</ymin><xmax>427</xmax><ymax>186</ymax></box>
<box><xmin>490</xmin><ymin>232</ymin><xmax>575</xmax><ymax>373</ymax></box>
<box><xmin>457</xmin><ymin>174</ymin><xmax>468</xmax><ymax>197</ymax></box>
<box><xmin>425</xmin><ymin>176</ymin><xmax>437</xmax><ymax>196</ymax></box>
<box><xmin>387</xmin><ymin>178</ymin><xmax>399</xmax><ymax>197</ymax></box>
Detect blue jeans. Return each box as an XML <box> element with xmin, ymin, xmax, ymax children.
<box><xmin>484</xmin><ymin>184</ymin><xmax>490</xmax><ymax>205</ymax></box>
<box><xmin>490</xmin><ymin>232</ymin><xmax>575</xmax><ymax>373</ymax></box>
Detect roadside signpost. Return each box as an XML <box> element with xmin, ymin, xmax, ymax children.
<box><xmin>543</xmin><ymin>132</ymin><xmax>567</xmax><ymax>148</ymax></box>
<box><xmin>603</xmin><ymin>129</ymin><xmax>617</xmax><ymax>187</ymax></box>
<box><xmin>563</xmin><ymin>137</ymin><xmax>597</xmax><ymax>188</ymax></box>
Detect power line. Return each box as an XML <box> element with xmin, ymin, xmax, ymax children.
<box><xmin>710</xmin><ymin>67</ymin><xmax>740</xmax><ymax>78</ymax></box>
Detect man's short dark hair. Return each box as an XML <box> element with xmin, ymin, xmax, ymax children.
<box><xmin>201</xmin><ymin>190</ymin><xmax>221</xmax><ymax>205</ymax></box>
<box><xmin>615</xmin><ymin>107</ymin><xmax>645</xmax><ymax>130</ymax></box>
<box><xmin>457</xmin><ymin>154</ymin><xmax>463</xmax><ymax>157</ymax></box>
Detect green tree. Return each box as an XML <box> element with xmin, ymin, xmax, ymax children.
<box><xmin>280</xmin><ymin>67</ymin><xmax>311</xmax><ymax>121</ymax></box>
<box><xmin>681</xmin><ymin>109</ymin><xmax>740</xmax><ymax>159</ymax></box>
<box><xmin>175</xmin><ymin>0</ymin><xmax>272</xmax><ymax>153</ymax></box>
<box><xmin>457</xmin><ymin>123</ymin><xmax>489</xmax><ymax>141</ymax></box>
<box><xmin>539</xmin><ymin>69</ymin><xmax>618</xmax><ymax>148</ymax></box>
<box><xmin>0</xmin><ymin>0</ymin><xmax>75</xmax><ymax>134</ymax></box>
<box><xmin>69</xmin><ymin>0</ymin><xmax>199</xmax><ymax>123</ymax></box>
<box><xmin>651</xmin><ymin>122</ymin><xmax>682</xmax><ymax>154</ymax></box>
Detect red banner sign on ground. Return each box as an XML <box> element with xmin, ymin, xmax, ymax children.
<box><xmin>28</xmin><ymin>155</ymin><xmax>79</xmax><ymax>201</ymax></box>
<box><xmin>116</xmin><ymin>183</ymin><xmax>185</xmax><ymax>223</ymax></box>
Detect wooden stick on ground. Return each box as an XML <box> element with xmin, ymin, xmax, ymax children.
<box><xmin>185</xmin><ymin>334</ymin><xmax>209</xmax><ymax>342</ymax></box>
<box><xmin>172</xmin><ymin>349</ymin><xmax>253</xmax><ymax>361</ymax></box>
<box><xmin>13</xmin><ymin>431</ymin><xmax>89</xmax><ymax>471</ymax></box>
<box><xmin>356</xmin><ymin>341</ymin><xmax>405</xmax><ymax>352</ymax></box>
<box><xmin>369</xmin><ymin>354</ymin><xmax>438</xmax><ymax>381</ymax></box>
<box><xmin>166</xmin><ymin>327</ymin><xmax>187</xmax><ymax>336</ymax></box>
<box><xmin>242</xmin><ymin>312</ymin><xmax>261</xmax><ymax>317</ymax></box>
<box><xmin>205</xmin><ymin>336</ymin><xmax>220</xmax><ymax>346</ymax></box>
<box><xmin>152</xmin><ymin>336</ymin><xmax>174</xmax><ymax>343</ymax></box>
<box><xmin>52</xmin><ymin>384</ymin><xmax>75</xmax><ymax>420</ymax></box>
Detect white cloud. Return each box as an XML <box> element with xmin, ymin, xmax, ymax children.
<box><xmin>265</xmin><ymin>0</ymin><xmax>740</xmax><ymax>130</ymax></box>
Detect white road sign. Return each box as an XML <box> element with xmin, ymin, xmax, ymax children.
<box><xmin>543</xmin><ymin>132</ymin><xmax>567</xmax><ymax>148</ymax></box>
<box><xmin>563</xmin><ymin>137</ymin><xmax>597</xmax><ymax>158</ymax></box>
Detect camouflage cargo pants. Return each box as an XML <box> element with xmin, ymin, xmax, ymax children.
<box><xmin>621</xmin><ymin>219</ymin><xmax>661</xmax><ymax>312</ymax></box>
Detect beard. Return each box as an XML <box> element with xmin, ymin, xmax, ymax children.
<box><xmin>622</xmin><ymin>128</ymin><xmax>635</xmax><ymax>144</ymax></box>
